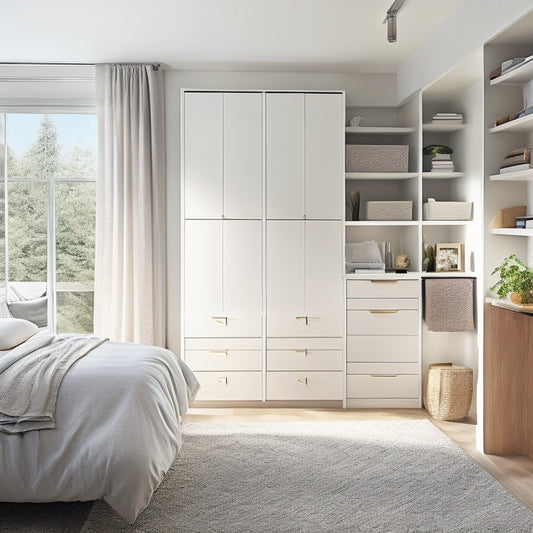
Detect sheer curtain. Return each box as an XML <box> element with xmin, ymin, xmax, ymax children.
<box><xmin>94</xmin><ymin>64</ymin><xmax>166</xmax><ymax>346</ymax></box>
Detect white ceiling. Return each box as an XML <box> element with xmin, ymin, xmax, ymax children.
<box><xmin>3</xmin><ymin>0</ymin><xmax>463</xmax><ymax>73</ymax></box>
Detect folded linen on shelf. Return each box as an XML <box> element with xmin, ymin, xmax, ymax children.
<box><xmin>424</xmin><ymin>278</ymin><xmax>475</xmax><ymax>332</ymax></box>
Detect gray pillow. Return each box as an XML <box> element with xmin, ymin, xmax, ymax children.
<box><xmin>7</xmin><ymin>296</ymin><xmax>48</xmax><ymax>328</ymax></box>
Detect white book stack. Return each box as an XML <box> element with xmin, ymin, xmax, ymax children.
<box><xmin>431</xmin><ymin>112</ymin><xmax>464</xmax><ymax>124</ymax></box>
<box><xmin>431</xmin><ymin>153</ymin><xmax>455</xmax><ymax>172</ymax></box>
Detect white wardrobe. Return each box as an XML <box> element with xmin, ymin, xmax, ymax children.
<box><xmin>182</xmin><ymin>89</ymin><xmax>345</xmax><ymax>403</ymax></box>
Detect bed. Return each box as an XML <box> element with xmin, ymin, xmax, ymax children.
<box><xmin>0</xmin><ymin>324</ymin><xmax>199</xmax><ymax>523</ymax></box>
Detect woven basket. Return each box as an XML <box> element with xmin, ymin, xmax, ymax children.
<box><xmin>423</xmin><ymin>363</ymin><xmax>473</xmax><ymax>421</ymax></box>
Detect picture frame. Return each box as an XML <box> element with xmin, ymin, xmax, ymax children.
<box><xmin>435</xmin><ymin>243</ymin><xmax>464</xmax><ymax>272</ymax></box>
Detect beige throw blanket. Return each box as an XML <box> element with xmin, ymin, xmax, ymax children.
<box><xmin>0</xmin><ymin>332</ymin><xmax>107</xmax><ymax>433</ymax></box>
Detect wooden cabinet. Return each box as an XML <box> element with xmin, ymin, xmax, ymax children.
<box><xmin>484</xmin><ymin>303</ymin><xmax>533</xmax><ymax>457</ymax></box>
<box><xmin>266</xmin><ymin>93</ymin><xmax>344</xmax><ymax>220</ymax></box>
<box><xmin>183</xmin><ymin>91</ymin><xmax>262</xmax><ymax>219</ymax></box>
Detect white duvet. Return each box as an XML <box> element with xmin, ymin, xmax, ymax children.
<box><xmin>0</xmin><ymin>339</ymin><xmax>199</xmax><ymax>522</ymax></box>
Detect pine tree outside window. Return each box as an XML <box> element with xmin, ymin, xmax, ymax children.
<box><xmin>0</xmin><ymin>113</ymin><xmax>97</xmax><ymax>334</ymax></box>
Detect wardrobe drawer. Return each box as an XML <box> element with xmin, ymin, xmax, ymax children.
<box><xmin>267</xmin><ymin>312</ymin><xmax>343</xmax><ymax>337</ymax></box>
<box><xmin>185</xmin><ymin>350</ymin><xmax>262</xmax><ymax>371</ymax></box>
<box><xmin>267</xmin><ymin>350</ymin><xmax>342</xmax><ymax>371</ymax></box>
<box><xmin>184</xmin><ymin>312</ymin><xmax>262</xmax><ymax>337</ymax></box>
<box><xmin>193</xmin><ymin>372</ymin><xmax>262</xmax><ymax>401</ymax></box>
<box><xmin>347</xmin><ymin>279</ymin><xmax>419</xmax><ymax>299</ymax></box>
<box><xmin>346</xmin><ymin>335</ymin><xmax>418</xmax><ymax>363</ymax></box>
<box><xmin>185</xmin><ymin>338</ymin><xmax>262</xmax><ymax>350</ymax></box>
<box><xmin>347</xmin><ymin>310</ymin><xmax>418</xmax><ymax>335</ymax></box>
<box><xmin>267</xmin><ymin>371</ymin><xmax>342</xmax><ymax>400</ymax></box>
<box><xmin>347</xmin><ymin>298</ymin><xmax>418</xmax><ymax>310</ymax></box>
<box><xmin>347</xmin><ymin>362</ymin><xmax>418</xmax><ymax>374</ymax></box>
<box><xmin>267</xmin><ymin>337</ymin><xmax>343</xmax><ymax>350</ymax></box>
<box><xmin>346</xmin><ymin>374</ymin><xmax>419</xmax><ymax>399</ymax></box>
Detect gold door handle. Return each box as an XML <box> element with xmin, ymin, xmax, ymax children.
<box><xmin>370</xmin><ymin>280</ymin><xmax>398</xmax><ymax>284</ymax></box>
<box><xmin>297</xmin><ymin>378</ymin><xmax>308</xmax><ymax>385</ymax></box>
<box><xmin>212</xmin><ymin>316</ymin><xmax>228</xmax><ymax>325</ymax></box>
<box><xmin>369</xmin><ymin>310</ymin><xmax>399</xmax><ymax>314</ymax></box>
<box><xmin>370</xmin><ymin>375</ymin><xmax>398</xmax><ymax>378</ymax></box>
<box><xmin>210</xmin><ymin>350</ymin><xmax>228</xmax><ymax>357</ymax></box>
<box><xmin>295</xmin><ymin>349</ymin><xmax>308</xmax><ymax>356</ymax></box>
<box><xmin>217</xmin><ymin>377</ymin><xmax>228</xmax><ymax>385</ymax></box>
<box><xmin>296</xmin><ymin>316</ymin><xmax>309</xmax><ymax>325</ymax></box>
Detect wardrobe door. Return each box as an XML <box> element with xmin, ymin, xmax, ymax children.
<box><xmin>183</xmin><ymin>92</ymin><xmax>223</xmax><ymax>219</ymax></box>
<box><xmin>305</xmin><ymin>93</ymin><xmax>344</xmax><ymax>220</ymax></box>
<box><xmin>183</xmin><ymin>220</ymin><xmax>223</xmax><ymax>336</ymax></box>
<box><xmin>266</xmin><ymin>93</ymin><xmax>305</xmax><ymax>220</ymax></box>
<box><xmin>306</xmin><ymin>220</ymin><xmax>344</xmax><ymax>336</ymax></box>
<box><xmin>266</xmin><ymin>220</ymin><xmax>305</xmax><ymax>336</ymax></box>
<box><xmin>224</xmin><ymin>220</ymin><xmax>262</xmax><ymax>337</ymax></box>
<box><xmin>223</xmin><ymin>93</ymin><xmax>263</xmax><ymax>219</ymax></box>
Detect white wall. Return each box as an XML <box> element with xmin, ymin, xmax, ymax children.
<box><xmin>164</xmin><ymin>70</ymin><xmax>396</xmax><ymax>353</ymax></box>
<box><xmin>397</xmin><ymin>0</ymin><xmax>533</xmax><ymax>103</ymax></box>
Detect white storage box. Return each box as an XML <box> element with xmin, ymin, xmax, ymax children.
<box><xmin>423</xmin><ymin>199</ymin><xmax>473</xmax><ymax>220</ymax></box>
<box><xmin>367</xmin><ymin>200</ymin><xmax>412</xmax><ymax>220</ymax></box>
<box><xmin>346</xmin><ymin>144</ymin><xmax>409</xmax><ymax>172</ymax></box>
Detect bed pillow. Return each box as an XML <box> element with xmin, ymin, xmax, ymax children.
<box><xmin>0</xmin><ymin>318</ymin><xmax>39</xmax><ymax>350</ymax></box>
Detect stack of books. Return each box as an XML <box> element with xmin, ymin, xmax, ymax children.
<box><xmin>431</xmin><ymin>112</ymin><xmax>463</xmax><ymax>124</ymax></box>
<box><xmin>499</xmin><ymin>147</ymin><xmax>532</xmax><ymax>174</ymax></box>
<box><xmin>346</xmin><ymin>262</ymin><xmax>385</xmax><ymax>274</ymax></box>
<box><xmin>516</xmin><ymin>216</ymin><xmax>533</xmax><ymax>229</ymax></box>
<box><xmin>430</xmin><ymin>153</ymin><xmax>455</xmax><ymax>172</ymax></box>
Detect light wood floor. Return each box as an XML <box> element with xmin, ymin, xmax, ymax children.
<box><xmin>183</xmin><ymin>407</ymin><xmax>533</xmax><ymax>511</ymax></box>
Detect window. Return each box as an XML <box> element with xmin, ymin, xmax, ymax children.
<box><xmin>0</xmin><ymin>113</ymin><xmax>97</xmax><ymax>334</ymax></box>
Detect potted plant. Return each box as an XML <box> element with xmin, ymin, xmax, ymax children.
<box><xmin>490</xmin><ymin>254</ymin><xmax>533</xmax><ymax>304</ymax></box>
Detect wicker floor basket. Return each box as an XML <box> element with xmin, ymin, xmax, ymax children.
<box><xmin>423</xmin><ymin>363</ymin><xmax>473</xmax><ymax>421</ymax></box>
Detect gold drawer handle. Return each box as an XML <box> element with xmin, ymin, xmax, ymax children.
<box><xmin>370</xmin><ymin>280</ymin><xmax>398</xmax><ymax>284</ymax></box>
<box><xmin>370</xmin><ymin>375</ymin><xmax>398</xmax><ymax>378</ymax></box>
<box><xmin>295</xmin><ymin>349</ymin><xmax>308</xmax><ymax>356</ymax></box>
<box><xmin>297</xmin><ymin>378</ymin><xmax>308</xmax><ymax>385</ymax></box>
<box><xmin>212</xmin><ymin>316</ymin><xmax>228</xmax><ymax>325</ymax></box>
<box><xmin>296</xmin><ymin>316</ymin><xmax>309</xmax><ymax>325</ymax></box>
<box><xmin>217</xmin><ymin>377</ymin><xmax>228</xmax><ymax>385</ymax></box>
<box><xmin>369</xmin><ymin>310</ymin><xmax>399</xmax><ymax>314</ymax></box>
<box><xmin>210</xmin><ymin>350</ymin><xmax>228</xmax><ymax>357</ymax></box>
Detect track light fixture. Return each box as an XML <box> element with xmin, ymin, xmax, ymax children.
<box><xmin>383</xmin><ymin>0</ymin><xmax>407</xmax><ymax>43</ymax></box>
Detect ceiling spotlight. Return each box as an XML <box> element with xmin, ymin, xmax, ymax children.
<box><xmin>383</xmin><ymin>0</ymin><xmax>407</xmax><ymax>43</ymax></box>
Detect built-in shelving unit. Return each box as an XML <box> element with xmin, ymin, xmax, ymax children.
<box><xmin>490</xmin><ymin>228</ymin><xmax>533</xmax><ymax>236</ymax></box>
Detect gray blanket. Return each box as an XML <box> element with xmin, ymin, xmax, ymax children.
<box><xmin>0</xmin><ymin>332</ymin><xmax>107</xmax><ymax>433</ymax></box>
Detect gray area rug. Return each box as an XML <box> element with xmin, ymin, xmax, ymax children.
<box><xmin>80</xmin><ymin>419</ymin><xmax>533</xmax><ymax>533</ymax></box>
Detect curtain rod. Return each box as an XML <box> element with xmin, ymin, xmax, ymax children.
<box><xmin>0</xmin><ymin>62</ymin><xmax>160</xmax><ymax>70</ymax></box>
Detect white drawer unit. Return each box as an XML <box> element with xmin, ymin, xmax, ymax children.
<box><xmin>347</xmin><ymin>335</ymin><xmax>418</xmax><ymax>363</ymax></box>
<box><xmin>346</xmin><ymin>277</ymin><xmax>421</xmax><ymax>408</ymax></box>
<box><xmin>267</xmin><ymin>371</ymin><xmax>343</xmax><ymax>401</ymax></box>
<box><xmin>347</xmin><ymin>309</ymin><xmax>418</xmax><ymax>336</ymax></box>
<box><xmin>346</xmin><ymin>374</ymin><xmax>419</xmax><ymax>399</ymax></box>
<box><xmin>347</xmin><ymin>279</ymin><xmax>419</xmax><ymax>299</ymax></box>
<box><xmin>268</xmin><ymin>349</ymin><xmax>343</xmax><ymax>371</ymax></box>
<box><xmin>193</xmin><ymin>372</ymin><xmax>263</xmax><ymax>402</ymax></box>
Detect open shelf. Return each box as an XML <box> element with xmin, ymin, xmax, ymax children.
<box><xmin>345</xmin><ymin>172</ymin><xmax>418</xmax><ymax>180</ymax></box>
<box><xmin>345</xmin><ymin>220</ymin><xmax>417</xmax><ymax>227</ymax></box>
<box><xmin>489</xmin><ymin>168</ymin><xmax>533</xmax><ymax>181</ymax></box>
<box><xmin>422</xmin><ymin>272</ymin><xmax>477</xmax><ymax>278</ymax></box>
<box><xmin>422</xmin><ymin>220</ymin><xmax>473</xmax><ymax>225</ymax></box>
<box><xmin>345</xmin><ymin>126</ymin><xmax>416</xmax><ymax>134</ymax></box>
<box><xmin>490</xmin><ymin>228</ymin><xmax>533</xmax><ymax>236</ymax></box>
<box><xmin>422</xmin><ymin>172</ymin><xmax>464</xmax><ymax>179</ymax></box>
<box><xmin>490</xmin><ymin>58</ymin><xmax>533</xmax><ymax>86</ymax></box>
<box><xmin>489</xmin><ymin>113</ymin><xmax>533</xmax><ymax>133</ymax></box>
<box><xmin>422</xmin><ymin>123</ymin><xmax>466</xmax><ymax>133</ymax></box>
